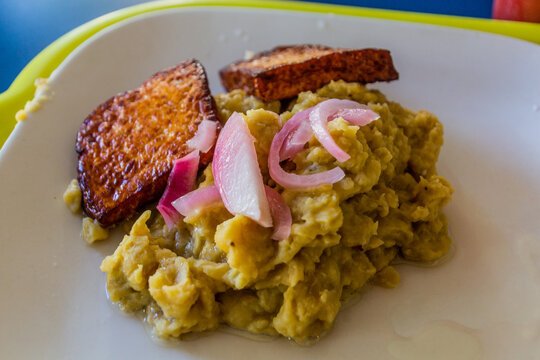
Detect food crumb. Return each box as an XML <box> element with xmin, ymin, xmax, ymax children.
<box><xmin>244</xmin><ymin>50</ymin><xmax>255</xmax><ymax>60</ymax></box>
<box><xmin>373</xmin><ymin>266</ymin><xmax>400</xmax><ymax>288</ymax></box>
<box><xmin>82</xmin><ymin>217</ymin><xmax>109</xmax><ymax>244</ymax></box>
<box><xmin>15</xmin><ymin>110</ymin><xmax>27</xmax><ymax>122</ymax></box>
<box><xmin>63</xmin><ymin>179</ymin><xmax>82</xmax><ymax>214</ymax></box>
<box><xmin>15</xmin><ymin>78</ymin><xmax>53</xmax><ymax>122</ymax></box>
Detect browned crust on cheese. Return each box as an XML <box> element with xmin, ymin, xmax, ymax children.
<box><xmin>219</xmin><ymin>45</ymin><xmax>399</xmax><ymax>101</ymax></box>
<box><xmin>76</xmin><ymin>59</ymin><xmax>219</xmax><ymax>227</ymax></box>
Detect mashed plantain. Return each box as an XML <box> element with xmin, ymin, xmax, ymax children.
<box><xmin>101</xmin><ymin>80</ymin><xmax>453</xmax><ymax>342</ymax></box>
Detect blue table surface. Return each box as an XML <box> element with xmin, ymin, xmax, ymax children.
<box><xmin>0</xmin><ymin>0</ymin><xmax>493</xmax><ymax>93</ymax></box>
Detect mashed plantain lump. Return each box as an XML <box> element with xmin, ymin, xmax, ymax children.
<box><xmin>100</xmin><ymin>80</ymin><xmax>453</xmax><ymax>342</ymax></box>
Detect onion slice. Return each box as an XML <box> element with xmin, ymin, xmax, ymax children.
<box><xmin>264</xmin><ymin>186</ymin><xmax>292</xmax><ymax>241</ymax></box>
<box><xmin>269</xmin><ymin>110</ymin><xmax>346</xmax><ymax>189</ymax></box>
<box><xmin>171</xmin><ymin>185</ymin><xmax>222</xmax><ymax>217</ymax></box>
<box><xmin>330</xmin><ymin>107</ymin><xmax>380</xmax><ymax>126</ymax></box>
<box><xmin>309</xmin><ymin>99</ymin><xmax>379</xmax><ymax>162</ymax></box>
<box><xmin>157</xmin><ymin>150</ymin><xmax>200</xmax><ymax>229</ymax></box>
<box><xmin>212</xmin><ymin>112</ymin><xmax>273</xmax><ymax>227</ymax></box>
<box><xmin>279</xmin><ymin>109</ymin><xmax>313</xmax><ymax>161</ymax></box>
<box><xmin>186</xmin><ymin>119</ymin><xmax>218</xmax><ymax>153</ymax></box>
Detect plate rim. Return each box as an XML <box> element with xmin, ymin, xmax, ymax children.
<box><xmin>1</xmin><ymin>5</ymin><xmax>539</xmax><ymax>358</ymax></box>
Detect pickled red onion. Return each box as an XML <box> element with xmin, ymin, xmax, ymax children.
<box><xmin>186</xmin><ymin>119</ymin><xmax>218</xmax><ymax>153</ymax></box>
<box><xmin>157</xmin><ymin>150</ymin><xmax>200</xmax><ymax>229</ymax></box>
<box><xmin>279</xmin><ymin>109</ymin><xmax>313</xmax><ymax>161</ymax></box>
<box><xmin>171</xmin><ymin>185</ymin><xmax>222</xmax><ymax>217</ymax></box>
<box><xmin>264</xmin><ymin>186</ymin><xmax>292</xmax><ymax>241</ymax></box>
<box><xmin>309</xmin><ymin>99</ymin><xmax>379</xmax><ymax>162</ymax></box>
<box><xmin>269</xmin><ymin>110</ymin><xmax>346</xmax><ymax>189</ymax></box>
<box><xmin>213</xmin><ymin>112</ymin><xmax>273</xmax><ymax>227</ymax></box>
<box><xmin>330</xmin><ymin>107</ymin><xmax>380</xmax><ymax>126</ymax></box>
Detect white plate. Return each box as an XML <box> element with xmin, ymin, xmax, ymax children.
<box><xmin>1</xmin><ymin>6</ymin><xmax>540</xmax><ymax>360</ymax></box>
